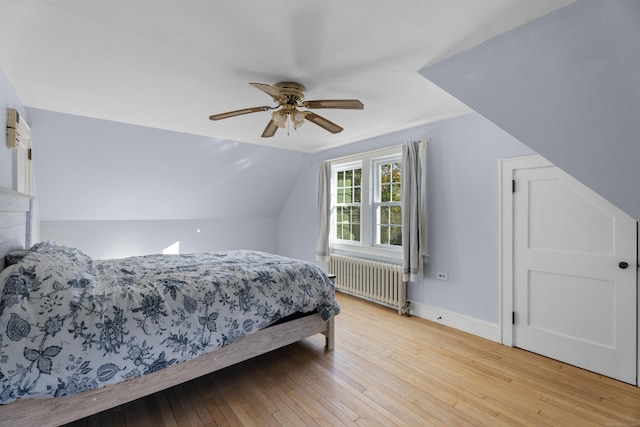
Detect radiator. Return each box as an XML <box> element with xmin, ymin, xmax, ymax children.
<box><xmin>329</xmin><ymin>255</ymin><xmax>407</xmax><ymax>314</ymax></box>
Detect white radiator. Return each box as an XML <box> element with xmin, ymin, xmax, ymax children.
<box><xmin>329</xmin><ymin>255</ymin><xmax>407</xmax><ymax>314</ymax></box>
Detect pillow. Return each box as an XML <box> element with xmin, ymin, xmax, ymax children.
<box><xmin>5</xmin><ymin>250</ymin><xmax>29</xmax><ymax>266</ymax></box>
<box><xmin>1</xmin><ymin>242</ymin><xmax>95</xmax><ymax>315</ymax></box>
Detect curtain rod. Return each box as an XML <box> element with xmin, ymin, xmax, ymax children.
<box><xmin>320</xmin><ymin>139</ymin><xmax>427</xmax><ymax>164</ymax></box>
<box><xmin>322</xmin><ymin>144</ymin><xmax>403</xmax><ymax>164</ymax></box>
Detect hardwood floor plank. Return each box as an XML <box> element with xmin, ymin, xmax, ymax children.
<box><xmin>152</xmin><ymin>391</ymin><xmax>179</xmax><ymax>427</ymax></box>
<box><xmin>208</xmin><ymin>373</ymin><xmax>259</xmax><ymax>427</ymax></box>
<box><xmin>96</xmin><ymin>410</ymin><xmax>116</xmax><ymax>427</ymax></box>
<box><xmin>280</xmin><ymin>355</ymin><xmax>362</xmax><ymax>424</ymax></box>
<box><xmin>191</xmin><ymin>375</ymin><xmax>234</xmax><ymax>427</ymax></box>
<box><xmin>122</xmin><ymin>400</ymin><xmax>153</xmax><ymax>427</ymax></box>
<box><xmin>61</xmin><ymin>293</ymin><xmax>640</xmax><ymax>426</ymax></box>
<box><xmin>162</xmin><ymin>385</ymin><xmax>197</xmax><ymax>427</ymax></box>
<box><xmin>184</xmin><ymin>381</ymin><xmax>217</xmax><ymax>425</ymax></box>
<box><xmin>245</xmin><ymin>361</ymin><xmax>314</xmax><ymax>426</ymax></box>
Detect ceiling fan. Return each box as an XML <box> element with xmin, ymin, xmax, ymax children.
<box><xmin>209</xmin><ymin>82</ymin><xmax>364</xmax><ymax>138</ymax></box>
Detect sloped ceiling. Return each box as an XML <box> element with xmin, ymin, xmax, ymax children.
<box><xmin>420</xmin><ymin>0</ymin><xmax>640</xmax><ymax>220</ymax></box>
<box><xmin>0</xmin><ymin>0</ymin><xmax>573</xmax><ymax>153</ymax></box>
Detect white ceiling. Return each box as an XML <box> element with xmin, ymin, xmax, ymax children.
<box><xmin>0</xmin><ymin>0</ymin><xmax>573</xmax><ymax>153</ymax></box>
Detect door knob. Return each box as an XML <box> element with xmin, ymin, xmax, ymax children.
<box><xmin>619</xmin><ymin>261</ymin><xmax>629</xmax><ymax>269</ymax></box>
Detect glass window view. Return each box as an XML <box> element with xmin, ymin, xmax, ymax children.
<box><xmin>376</xmin><ymin>161</ymin><xmax>402</xmax><ymax>246</ymax></box>
<box><xmin>332</xmin><ymin>151</ymin><xmax>402</xmax><ymax>253</ymax></box>
<box><xmin>336</xmin><ymin>168</ymin><xmax>362</xmax><ymax>242</ymax></box>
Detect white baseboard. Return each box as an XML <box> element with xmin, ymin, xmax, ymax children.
<box><xmin>408</xmin><ymin>300</ymin><xmax>501</xmax><ymax>343</ymax></box>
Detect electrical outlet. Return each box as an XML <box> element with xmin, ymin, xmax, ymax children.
<box><xmin>437</xmin><ymin>272</ymin><xmax>448</xmax><ymax>280</ymax></box>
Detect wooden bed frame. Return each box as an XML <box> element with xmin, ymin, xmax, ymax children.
<box><xmin>0</xmin><ymin>187</ymin><xmax>335</xmax><ymax>427</ymax></box>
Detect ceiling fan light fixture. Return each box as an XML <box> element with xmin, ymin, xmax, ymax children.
<box><xmin>291</xmin><ymin>108</ymin><xmax>305</xmax><ymax>129</ymax></box>
<box><xmin>271</xmin><ymin>109</ymin><xmax>287</xmax><ymax>128</ymax></box>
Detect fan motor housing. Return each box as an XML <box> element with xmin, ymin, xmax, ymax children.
<box><xmin>273</xmin><ymin>82</ymin><xmax>305</xmax><ymax>103</ymax></box>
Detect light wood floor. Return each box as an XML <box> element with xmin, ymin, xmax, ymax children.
<box><xmin>64</xmin><ymin>293</ymin><xmax>640</xmax><ymax>426</ymax></box>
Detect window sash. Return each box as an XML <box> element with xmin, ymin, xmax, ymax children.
<box><xmin>373</xmin><ymin>157</ymin><xmax>402</xmax><ymax>248</ymax></box>
<box><xmin>333</xmin><ymin>162</ymin><xmax>362</xmax><ymax>244</ymax></box>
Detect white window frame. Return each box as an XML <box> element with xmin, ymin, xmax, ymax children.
<box><xmin>330</xmin><ymin>146</ymin><xmax>402</xmax><ymax>261</ymax></box>
<box><xmin>372</xmin><ymin>154</ymin><xmax>402</xmax><ymax>249</ymax></box>
<box><xmin>333</xmin><ymin>160</ymin><xmax>363</xmax><ymax>245</ymax></box>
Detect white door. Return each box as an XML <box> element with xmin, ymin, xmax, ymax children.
<box><xmin>511</xmin><ymin>161</ymin><xmax>637</xmax><ymax>384</ymax></box>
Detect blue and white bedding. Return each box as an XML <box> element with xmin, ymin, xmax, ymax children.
<box><xmin>0</xmin><ymin>242</ymin><xmax>339</xmax><ymax>404</ymax></box>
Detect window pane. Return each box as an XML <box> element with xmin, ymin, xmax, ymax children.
<box><xmin>381</xmin><ymin>184</ymin><xmax>390</xmax><ymax>202</ymax></box>
<box><xmin>390</xmin><ymin>206</ymin><xmax>402</xmax><ymax>224</ymax></box>
<box><xmin>381</xmin><ymin>164</ymin><xmax>391</xmax><ymax>183</ymax></box>
<box><xmin>352</xmin><ymin>224</ymin><xmax>361</xmax><ymax>241</ymax></box>
<box><xmin>392</xmin><ymin>183</ymin><xmax>401</xmax><ymax>202</ymax></box>
<box><xmin>337</xmin><ymin>189</ymin><xmax>344</xmax><ymax>204</ymax></box>
<box><xmin>392</xmin><ymin>162</ymin><xmax>401</xmax><ymax>182</ymax></box>
<box><xmin>354</xmin><ymin>169</ymin><xmax>361</xmax><ymax>186</ymax></box>
<box><xmin>390</xmin><ymin>226</ymin><xmax>402</xmax><ymax>246</ymax></box>
<box><xmin>336</xmin><ymin>224</ymin><xmax>343</xmax><ymax>240</ymax></box>
<box><xmin>380</xmin><ymin>206</ymin><xmax>389</xmax><ymax>224</ymax></box>
<box><xmin>380</xmin><ymin>226</ymin><xmax>389</xmax><ymax>245</ymax></box>
<box><xmin>354</xmin><ymin>187</ymin><xmax>361</xmax><ymax>203</ymax></box>
<box><xmin>352</xmin><ymin>206</ymin><xmax>361</xmax><ymax>223</ymax></box>
<box><xmin>337</xmin><ymin>171</ymin><xmax>344</xmax><ymax>187</ymax></box>
<box><xmin>344</xmin><ymin>188</ymin><xmax>352</xmax><ymax>203</ymax></box>
<box><xmin>345</xmin><ymin>170</ymin><xmax>353</xmax><ymax>186</ymax></box>
<box><xmin>340</xmin><ymin>207</ymin><xmax>350</xmax><ymax>223</ymax></box>
<box><xmin>341</xmin><ymin>224</ymin><xmax>350</xmax><ymax>239</ymax></box>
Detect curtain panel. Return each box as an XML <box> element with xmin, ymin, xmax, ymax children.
<box><xmin>315</xmin><ymin>161</ymin><xmax>332</xmax><ymax>262</ymax></box>
<box><xmin>401</xmin><ymin>140</ymin><xmax>427</xmax><ymax>282</ymax></box>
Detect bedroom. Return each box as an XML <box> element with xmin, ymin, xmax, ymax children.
<box><xmin>1</xmin><ymin>0</ymin><xmax>640</xmax><ymax>425</ymax></box>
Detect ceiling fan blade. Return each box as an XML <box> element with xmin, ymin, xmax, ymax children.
<box><xmin>261</xmin><ymin>120</ymin><xmax>279</xmax><ymax>138</ymax></box>
<box><xmin>304</xmin><ymin>112</ymin><xmax>343</xmax><ymax>134</ymax></box>
<box><xmin>209</xmin><ymin>106</ymin><xmax>270</xmax><ymax>121</ymax></box>
<box><xmin>303</xmin><ymin>99</ymin><xmax>364</xmax><ymax>110</ymax></box>
<box><xmin>249</xmin><ymin>82</ymin><xmax>286</xmax><ymax>102</ymax></box>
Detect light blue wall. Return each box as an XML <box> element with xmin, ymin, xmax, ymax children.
<box><xmin>420</xmin><ymin>0</ymin><xmax>640</xmax><ymax>220</ymax></box>
<box><xmin>41</xmin><ymin>218</ymin><xmax>277</xmax><ymax>260</ymax></box>
<box><xmin>0</xmin><ymin>65</ymin><xmax>27</xmax><ymax>189</ymax></box>
<box><xmin>278</xmin><ymin>113</ymin><xmax>534</xmax><ymax>323</ymax></box>
<box><xmin>28</xmin><ymin>108</ymin><xmax>303</xmax><ymax>259</ymax></box>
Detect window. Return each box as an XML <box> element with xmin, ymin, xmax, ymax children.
<box><xmin>331</xmin><ymin>147</ymin><xmax>402</xmax><ymax>259</ymax></box>
<box><xmin>375</xmin><ymin>160</ymin><xmax>402</xmax><ymax>246</ymax></box>
<box><xmin>335</xmin><ymin>166</ymin><xmax>361</xmax><ymax>242</ymax></box>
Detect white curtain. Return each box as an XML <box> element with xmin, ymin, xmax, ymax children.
<box><xmin>402</xmin><ymin>140</ymin><xmax>427</xmax><ymax>282</ymax></box>
<box><xmin>315</xmin><ymin>161</ymin><xmax>332</xmax><ymax>262</ymax></box>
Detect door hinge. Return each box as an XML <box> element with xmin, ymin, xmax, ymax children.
<box><xmin>512</xmin><ymin>311</ymin><xmax>515</xmax><ymax>325</ymax></box>
<box><xmin>512</xmin><ymin>179</ymin><xmax>516</xmax><ymax>193</ymax></box>
<box><xmin>28</xmin><ymin>148</ymin><xmax>32</xmax><ymax>160</ymax></box>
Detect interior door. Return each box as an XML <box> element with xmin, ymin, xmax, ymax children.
<box><xmin>512</xmin><ymin>164</ymin><xmax>637</xmax><ymax>384</ymax></box>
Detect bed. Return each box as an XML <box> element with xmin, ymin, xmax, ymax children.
<box><xmin>0</xmin><ymin>188</ymin><xmax>339</xmax><ymax>427</ymax></box>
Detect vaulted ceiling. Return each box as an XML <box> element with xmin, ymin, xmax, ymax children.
<box><xmin>0</xmin><ymin>0</ymin><xmax>573</xmax><ymax>152</ymax></box>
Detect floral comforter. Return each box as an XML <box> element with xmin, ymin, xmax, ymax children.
<box><xmin>0</xmin><ymin>242</ymin><xmax>339</xmax><ymax>404</ymax></box>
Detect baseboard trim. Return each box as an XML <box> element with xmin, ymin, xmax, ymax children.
<box><xmin>409</xmin><ymin>301</ymin><xmax>500</xmax><ymax>343</ymax></box>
